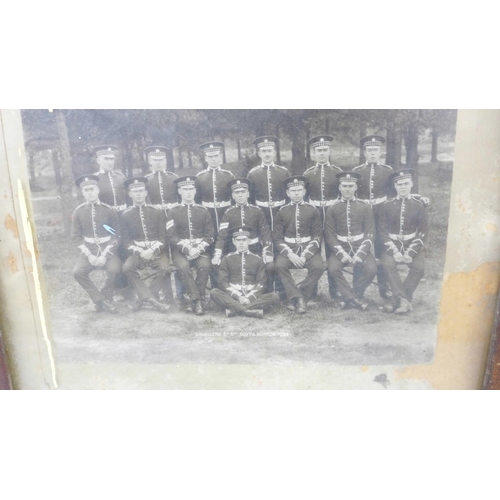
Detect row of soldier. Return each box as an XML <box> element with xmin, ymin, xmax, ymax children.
<box><xmin>71</xmin><ymin>134</ymin><xmax>428</xmax><ymax>318</ymax></box>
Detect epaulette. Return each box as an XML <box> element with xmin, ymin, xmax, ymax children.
<box><xmin>247</xmin><ymin>251</ymin><xmax>260</xmax><ymax>258</ymax></box>
<box><xmin>379</xmin><ymin>163</ymin><xmax>393</xmax><ymax>170</ymax></box>
<box><xmin>303</xmin><ymin>165</ymin><xmax>316</xmax><ymax>174</ymax></box>
<box><xmin>384</xmin><ymin>197</ymin><xmax>397</xmax><ymax>204</ymax></box>
<box><xmin>74</xmin><ymin>202</ymin><xmax>87</xmax><ymax>211</ymax></box>
<box><xmin>331</xmin><ymin>199</ymin><xmax>342</xmax><ymax>206</ymax></box>
<box><xmin>332</xmin><ymin>164</ymin><xmax>342</xmax><ymax>170</ymax></box>
<box><xmin>114</xmin><ymin>171</ymin><xmax>127</xmax><ymax>177</ymax></box>
<box><xmin>248</xmin><ymin>203</ymin><xmax>259</xmax><ymax>209</ymax></box>
<box><xmin>224</xmin><ymin>205</ymin><xmax>237</xmax><ymax>212</ymax></box>
<box><xmin>409</xmin><ymin>194</ymin><xmax>426</xmax><ymax>205</ymax></box>
<box><xmin>196</xmin><ymin>169</ymin><xmax>208</xmax><ymax>177</ymax></box>
<box><xmin>275</xmin><ymin>165</ymin><xmax>289</xmax><ymax>171</ymax></box>
<box><xmin>352</xmin><ymin>164</ymin><xmax>364</xmax><ymax>171</ymax></box>
<box><xmin>123</xmin><ymin>206</ymin><xmax>135</xmax><ymax>213</ymax></box>
<box><xmin>303</xmin><ymin>201</ymin><xmax>316</xmax><ymax>208</ymax></box>
<box><xmin>220</xmin><ymin>169</ymin><xmax>233</xmax><ymax>175</ymax></box>
<box><xmin>101</xmin><ymin>202</ymin><xmax>113</xmax><ymax>209</ymax></box>
<box><xmin>247</xmin><ymin>165</ymin><xmax>261</xmax><ymax>174</ymax></box>
<box><xmin>227</xmin><ymin>251</ymin><xmax>239</xmax><ymax>257</ymax></box>
<box><xmin>147</xmin><ymin>204</ymin><xmax>162</xmax><ymax>210</ymax></box>
<box><xmin>278</xmin><ymin>202</ymin><xmax>293</xmax><ymax>211</ymax></box>
<box><xmin>194</xmin><ymin>203</ymin><xmax>208</xmax><ymax>210</ymax></box>
<box><xmin>356</xmin><ymin>199</ymin><xmax>370</xmax><ymax>205</ymax></box>
<box><xmin>145</xmin><ymin>172</ymin><xmax>154</xmax><ymax>177</ymax></box>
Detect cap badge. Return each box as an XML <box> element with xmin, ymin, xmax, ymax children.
<box><xmin>320</xmin><ymin>138</ymin><xmax>324</xmax><ymax>143</ymax></box>
<box><xmin>187</xmin><ymin>177</ymin><xmax>191</xmax><ymax>181</ymax></box>
<box><xmin>210</xmin><ymin>144</ymin><xmax>214</xmax><ymax>148</ymax></box>
<box><xmin>155</xmin><ymin>149</ymin><xmax>160</xmax><ymax>153</ymax></box>
<box><xmin>237</xmin><ymin>180</ymin><xmax>241</xmax><ymax>184</ymax></box>
<box><xmin>264</xmin><ymin>139</ymin><xmax>268</xmax><ymax>143</ymax></box>
<box><xmin>134</xmin><ymin>180</ymin><xmax>139</xmax><ymax>184</ymax></box>
<box><xmin>107</xmin><ymin>147</ymin><xmax>112</xmax><ymax>151</ymax></box>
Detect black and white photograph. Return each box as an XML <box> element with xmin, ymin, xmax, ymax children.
<box><xmin>22</xmin><ymin>109</ymin><xmax>457</xmax><ymax>366</ymax></box>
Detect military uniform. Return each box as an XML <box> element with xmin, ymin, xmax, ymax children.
<box><xmin>145</xmin><ymin>170</ymin><xmax>179</xmax><ymax>208</ymax></box>
<box><xmin>247</xmin><ymin>163</ymin><xmax>290</xmax><ymax>231</ymax></box>
<box><xmin>273</xmin><ymin>177</ymin><xmax>325</xmax><ymax>306</ymax></box>
<box><xmin>71</xmin><ymin>175</ymin><xmax>121</xmax><ymax>310</ymax></box>
<box><xmin>325</xmin><ymin>189</ymin><xmax>377</xmax><ymax>305</ymax></box>
<box><xmin>94</xmin><ymin>169</ymin><xmax>128</xmax><ymax>210</ymax></box>
<box><xmin>121</xmin><ymin>179</ymin><xmax>171</xmax><ymax>305</ymax></box>
<box><xmin>210</xmin><ymin>236</ymin><xmax>279</xmax><ymax>317</ymax></box>
<box><xmin>378</xmin><ymin>189</ymin><xmax>428</xmax><ymax>307</ymax></box>
<box><xmin>166</xmin><ymin>199</ymin><xmax>215</xmax><ymax>303</ymax></box>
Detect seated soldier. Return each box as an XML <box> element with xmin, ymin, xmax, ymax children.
<box><xmin>273</xmin><ymin>176</ymin><xmax>325</xmax><ymax>314</ymax></box>
<box><xmin>210</xmin><ymin>226</ymin><xmax>279</xmax><ymax>318</ymax></box>
<box><xmin>71</xmin><ymin>175</ymin><xmax>121</xmax><ymax>313</ymax></box>
<box><xmin>166</xmin><ymin>176</ymin><xmax>215</xmax><ymax>315</ymax></box>
<box><xmin>324</xmin><ymin>172</ymin><xmax>377</xmax><ymax>310</ymax></box>
<box><xmin>121</xmin><ymin>177</ymin><xmax>171</xmax><ymax>313</ymax></box>
<box><xmin>378</xmin><ymin>169</ymin><xmax>428</xmax><ymax>314</ymax></box>
<box><xmin>212</xmin><ymin>178</ymin><xmax>274</xmax><ymax>289</ymax></box>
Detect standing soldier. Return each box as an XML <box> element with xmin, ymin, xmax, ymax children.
<box><xmin>92</xmin><ymin>145</ymin><xmax>128</xmax><ymax>212</ymax></box>
<box><xmin>352</xmin><ymin>135</ymin><xmax>394</xmax><ymax>298</ymax></box>
<box><xmin>120</xmin><ymin>177</ymin><xmax>171</xmax><ymax>313</ymax></box>
<box><xmin>167</xmin><ymin>176</ymin><xmax>215</xmax><ymax>316</ymax></box>
<box><xmin>378</xmin><ymin>169</ymin><xmax>428</xmax><ymax>314</ymax></box>
<box><xmin>210</xmin><ymin>226</ymin><xmax>280</xmax><ymax>318</ymax></box>
<box><xmin>304</xmin><ymin>135</ymin><xmax>343</xmax><ymax>300</ymax></box>
<box><xmin>324</xmin><ymin>172</ymin><xmax>377</xmax><ymax>310</ymax></box>
<box><xmin>144</xmin><ymin>145</ymin><xmax>181</xmax><ymax>301</ymax></box>
<box><xmin>144</xmin><ymin>145</ymin><xmax>179</xmax><ymax>209</ymax></box>
<box><xmin>195</xmin><ymin>141</ymin><xmax>234</xmax><ymax>232</ymax></box>
<box><xmin>273</xmin><ymin>176</ymin><xmax>325</xmax><ymax>314</ymax></box>
<box><xmin>71</xmin><ymin>175</ymin><xmax>121</xmax><ymax>313</ymax></box>
<box><xmin>247</xmin><ymin>136</ymin><xmax>290</xmax><ymax>232</ymax></box>
<box><xmin>212</xmin><ymin>178</ymin><xmax>274</xmax><ymax>286</ymax></box>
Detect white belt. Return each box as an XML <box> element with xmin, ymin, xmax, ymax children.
<box><xmin>152</xmin><ymin>203</ymin><xmax>178</xmax><ymax>210</ymax></box>
<box><xmin>229</xmin><ymin>283</ymin><xmax>255</xmax><ymax>291</ymax></box>
<box><xmin>309</xmin><ymin>199</ymin><xmax>335</xmax><ymax>207</ymax></box>
<box><xmin>133</xmin><ymin>240</ymin><xmax>162</xmax><ymax>248</ymax></box>
<box><xmin>284</xmin><ymin>236</ymin><xmax>311</xmax><ymax>244</ymax></box>
<box><xmin>84</xmin><ymin>236</ymin><xmax>111</xmax><ymax>244</ymax></box>
<box><xmin>337</xmin><ymin>233</ymin><xmax>364</xmax><ymax>243</ymax></box>
<box><xmin>255</xmin><ymin>199</ymin><xmax>285</xmax><ymax>208</ymax></box>
<box><xmin>365</xmin><ymin>196</ymin><xmax>387</xmax><ymax>206</ymax></box>
<box><xmin>202</xmin><ymin>200</ymin><xmax>231</xmax><ymax>209</ymax></box>
<box><xmin>114</xmin><ymin>204</ymin><xmax>127</xmax><ymax>211</ymax></box>
<box><xmin>389</xmin><ymin>232</ymin><xmax>416</xmax><ymax>241</ymax></box>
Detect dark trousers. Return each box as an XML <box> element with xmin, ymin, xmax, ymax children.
<box><xmin>373</xmin><ymin>204</ymin><xmax>389</xmax><ymax>295</ymax></box>
<box><xmin>123</xmin><ymin>252</ymin><xmax>171</xmax><ymax>301</ymax></box>
<box><xmin>328</xmin><ymin>253</ymin><xmax>377</xmax><ymax>301</ymax></box>
<box><xmin>210</xmin><ymin>288</ymin><xmax>279</xmax><ymax>314</ymax></box>
<box><xmin>73</xmin><ymin>254</ymin><xmax>122</xmax><ymax>304</ymax></box>
<box><xmin>380</xmin><ymin>251</ymin><xmax>425</xmax><ymax>302</ymax></box>
<box><xmin>171</xmin><ymin>249</ymin><xmax>211</xmax><ymax>301</ymax></box>
<box><xmin>275</xmin><ymin>252</ymin><xmax>325</xmax><ymax>302</ymax></box>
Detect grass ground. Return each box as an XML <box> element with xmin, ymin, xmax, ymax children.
<box><xmin>32</xmin><ymin>161</ymin><xmax>452</xmax><ymax>366</ymax></box>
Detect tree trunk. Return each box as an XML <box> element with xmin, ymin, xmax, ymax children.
<box><xmin>52</xmin><ymin>149</ymin><xmax>63</xmax><ymax>189</ymax></box>
<box><xmin>305</xmin><ymin>127</ymin><xmax>311</xmax><ymax>161</ymax></box>
<box><xmin>359</xmin><ymin>123</ymin><xmax>367</xmax><ymax>165</ymax></box>
<box><xmin>393</xmin><ymin>129</ymin><xmax>402</xmax><ymax>169</ymax></box>
<box><xmin>187</xmin><ymin>149</ymin><xmax>192</xmax><ymax>169</ymax></box>
<box><xmin>431</xmin><ymin>127</ymin><xmax>439</xmax><ymax>162</ymax></box>
<box><xmin>405</xmin><ymin>122</ymin><xmax>419</xmax><ymax>169</ymax></box>
<box><xmin>275</xmin><ymin>124</ymin><xmax>281</xmax><ymax>164</ymax></box>
<box><xmin>166</xmin><ymin>139</ymin><xmax>175</xmax><ymax>173</ymax></box>
<box><xmin>325</xmin><ymin>118</ymin><xmax>330</xmax><ymax>134</ymax></box>
<box><xmin>222</xmin><ymin>140</ymin><xmax>227</xmax><ymax>164</ymax></box>
<box><xmin>55</xmin><ymin>110</ymin><xmax>76</xmax><ymax>235</ymax></box>
<box><xmin>237</xmin><ymin>137</ymin><xmax>242</xmax><ymax>161</ymax></box>
<box><xmin>290</xmin><ymin>119</ymin><xmax>306</xmax><ymax>175</ymax></box>
<box><xmin>27</xmin><ymin>149</ymin><xmax>37</xmax><ymax>190</ymax></box>
<box><xmin>178</xmin><ymin>136</ymin><xmax>184</xmax><ymax>170</ymax></box>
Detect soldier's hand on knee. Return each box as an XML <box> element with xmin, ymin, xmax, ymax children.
<box><xmin>288</xmin><ymin>253</ymin><xmax>304</xmax><ymax>268</ymax></box>
<box><xmin>95</xmin><ymin>256</ymin><xmax>107</xmax><ymax>267</ymax></box>
<box><xmin>352</xmin><ymin>255</ymin><xmax>363</xmax><ymax>264</ymax></box>
<box><xmin>402</xmin><ymin>253</ymin><xmax>413</xmax><ymax>264</ymax></box>
<box><xmin>141</xmin><ymin>249</ymin><xmax>155</xmax><ymax>261</ymax></box>
<box><xmin>238</xmin><ymin>296</ymin><xmax>250</xmax><ymax>305</ymax></box>
<box><xmin>189</xmin><ymin>248</ymin><xmax>201</xmax><ymax>259</ymax></box>
<box><xmin>394</xmin><ymin>252</ymin><xmax>404</xmax><ymax>263</ymax></box>
<box><xmin>88</xmin><ymin>255</ymin><xmax>98</xmax><ymax>266</ymax></box>
<box><xmin>264</xmin><ymin>255</ymin><xmax>274</xmax><ymax>264</ymax></box>
<box><xmin>340</xmin><ymin>252</ymin><xmax>352</xmax><ymax>264</ymax></box>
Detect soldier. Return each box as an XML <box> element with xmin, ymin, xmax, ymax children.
<box><xmin>120</xmin><ymin>177</ymin><xmax>171</xmax><ymax>313</ymax></box>
<box><xmin>210</xmin><ymin>227</ymin><xmax>280</xmax><ymax>318</ymax></box>
<box><xmin>273</xmin><ymin>176</ymin><xmax>325</xmax><ymax>314</ymax></box>
<box><xmin>92</xmin><ymin>145</ymin><xmax>128</xmax><ymax>212</ymax></box>
<box><xmin>144</xmin><ymin>145</ymin><xmax>181</xmax><ymax>300</ymax></box>
<box><xmin>324</xmin><ymin>172</ymin><xmax>377</xmax><ymax>310</ymax></box>
<box><xmin>304</xmin><ymin>134</ymin><xmax>343</xmax><ymax>300</ymax></box>
<box><xmin>212</xmin><ymin>178</ymin><xmax>274</xmax><ymax>287</ymax></box>
<box><xmin>71</xmin><ymin>175</ymin><xmax>121</xmax><ymax>313</ymax></box>
<box><xmin>144</xmin><ymin>145</ymin><xmax>179</xmax><ymax>209</ymax></box>
<box><xmin>247</xmin><ymin>136</ymin><xmax>290</xmax><ymax>232</ymax></box>
<box><xmin>166</xmin><ymin>176</ymin><xmax>215</xmax><ymax>315</ymax></box>
<box><xmin>195</xmin><ymin>141</ymin><xmax>234</xmax><ymax>232</ymax></box>
<box><xmin>378</xmin><ymin>169</ymin><xmax>428</xmax><ymax>314</ymax></box>
<box><xmin>352</xmin><ymin>135</ymin><xmax>394</xmax><ymax>298</ymax></box>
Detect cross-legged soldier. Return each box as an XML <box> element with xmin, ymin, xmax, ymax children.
<box><xmin>273</xmin><ymin>176</ymin><xmax>325</xmax><ymax>314</ymax></box>
<box><xmin>324</xmin><ymin>172</ymin><xmax>377</xmax><ymax>310</ymax></box>
<box><xmin>304</xmin><ymin>135</ymin><xmax>343</xmax><ymax>300</ymax></box>
<box><xmin>378</xmin><ymin>169</ymin><xmax>428</xmax><ymax>314</ymax></box>
<box><xmin>166</xmin><ymin>176</ymin><xmax>215</xmax><ymax>316</ymax></box>
<box><xmin>210</xmin><ymin>226</ymin><xmax>280</xmax><ymax>319</ymax></box>
<box><xmin>120</xmin><ymin>177</ymin><xmax>171</xmax><ymax>313</ymax></box>
<box><xmin>212</xmin><ymin>178</ymin><xmax>274</xmax><ymax>281</ymax></box>
<box><xmin>71</xmin><ymin>175</ymin><xmax>121</xmax><ymax>313</ymax></box>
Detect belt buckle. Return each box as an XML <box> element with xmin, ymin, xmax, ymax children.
<box><xmin>346</xmin><ymin>236</ymin><xmax>353</xmax><ymax>242</ymax></box>
<box><xmin>94</xmin><ymin>237</ymin><xmax>101</xmax><ymax>244</ymax></box>
<box><xmin>214</xmin><ymin>202</ymin><xmax>220</xmax><ymax>209</ymax></box>
<box><xmin>398</xmin><ymin>235</ymin><xmax>404</xmax><ymax>242</ymax></box>
<box><xmin>320</xmin><ymin>201</ymin><xmax>326</xmax><ymax>207</ymax></box>
<box><xmin>269</xmin><ymin>201</ymin><xmax>275</xmax><ymax>208</ymax></box>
